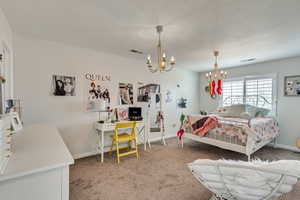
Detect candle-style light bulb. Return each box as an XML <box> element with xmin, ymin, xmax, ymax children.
<box><xmin>146</xmin><ymin>55</ymin><xmax>152</xmax><ymax>65</ymax></box>
<box><xmin>170</xmin><ymin>56</ymin><xmax>175</xmax><ymax>65</ymax></box>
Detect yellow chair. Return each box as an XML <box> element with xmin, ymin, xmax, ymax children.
<box><xmin>110</xmin><ymin>121</ymin><xmax>138</xmax><ymax>164</ymax></box>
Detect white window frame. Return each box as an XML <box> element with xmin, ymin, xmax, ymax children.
<box><xmin>220</xmin><ymin>73</ymin><xmax>278</xmax><ymax>116</ymax></box>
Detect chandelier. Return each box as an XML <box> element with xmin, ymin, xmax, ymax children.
<box><xmin>205</xmin><ymin>51</ymin><xmax>228</xmax><ymax>97</ymax></box>
<box><xmin>206</xmin><ymin>51</ymin><xmax>227</xmax><ymax>81</ymax></box>
<box><xmin>146</xmin><ymin>25</ymin><xmax>175</xmax><ymax>73</ymax></box>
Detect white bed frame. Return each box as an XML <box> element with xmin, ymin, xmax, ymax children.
<box><xmin>179</xmin><ymin>133</ymin><xmax>276</xmax><ymax>161</ymax></box>
<box><xmin>179</xmin><ymin>96</ymin><xmax>277</xmax><ymax>161</ymax></box>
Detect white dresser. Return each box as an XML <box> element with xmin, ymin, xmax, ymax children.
<box><xmin>0</xmin><ymin>116</ymin><xmax>12</xmax><ymax>174</ymax></box>
<box><xmin>0</xmin><ymin>124</ymin><xmax>74</xmax><ymax>200</ymax></box>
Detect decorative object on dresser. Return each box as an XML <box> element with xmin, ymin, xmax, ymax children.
<box><xmin>10</xmin><ymin>112</ymin><xmax>22</xmax><ymax>133</ymax></box>
<box><xmin>5</xmin><ymin>99</ymin><xmax>22</xmax><ymax>121</ymax></box>
<box><xmin>284</xmin><ymin>75</ymin><xmax>300</xmax><ymax>96</ymax></box>
<box><xmin>146</xmin><ymin>25</ymin><xmax>175</xmax><ymax>73</ymax></box>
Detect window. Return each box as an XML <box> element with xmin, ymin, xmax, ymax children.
<box><xmin>245</xmin><ymin>78</ymin><xmax>273</xmax><ymax>110</ymax></box>
<box><xmin>222</xmin><ymin>80</ymin><xmax>244</xmax><ymax>106</ymax></box>
<box><xmin>221</xmin><ymin>75</ymin><xmax>276</xmax><ymax>111</ymax></box>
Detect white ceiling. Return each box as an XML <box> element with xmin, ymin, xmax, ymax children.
<box><xmin>1</xmin><ymin>0</ymin><xmax>300</xmax><ymax>71</ymax></box>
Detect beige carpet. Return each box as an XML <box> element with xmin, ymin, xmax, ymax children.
<box><xmin>70</xmin><ymin>138</ymin><xmax>300</xmax><ymax>200</ymax></box>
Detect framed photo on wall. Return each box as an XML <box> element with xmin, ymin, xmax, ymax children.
<box><xmin>52</xmin><ymin>75</ymin><xmax>76</xmax><ymax>96</ymax></box>
<box><xmin>284</xmin><ymin>75</ymin><xmax>300</xmax><ymax>96</ymax></box>
<box><xmin>119</xmin><ymin>83</ymin><xmax>133</xmax><ymax>105</ymax></box>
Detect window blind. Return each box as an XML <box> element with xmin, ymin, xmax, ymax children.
<box><xmin>222</xmin><ymin>80</ymin><xmax>244</xmax><ymax>106</ymax></box>
<box><xmin>221</xmin><ymin>76</ymin><xmax>274</xmax><ymax>112</ymax></box>
<box><xmin>245</xmin><ymin>78</ymin><xmax>273</xmax><ymax>110</ymax></box>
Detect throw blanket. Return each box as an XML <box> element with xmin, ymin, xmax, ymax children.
<box><xmin>186</xmin><ymin>115</ymin><xmax>217</xmax><ymax>136</ymax></box>
<box><xmin>182</xmin><ymin>114</ymin><xmax>279</xmax><ymax>145</ymax></box>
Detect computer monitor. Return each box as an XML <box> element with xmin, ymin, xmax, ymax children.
<box><xmin>128</xmin><ymin>107</ymin><xmax>142</xmax><ymax>121</ymax></box>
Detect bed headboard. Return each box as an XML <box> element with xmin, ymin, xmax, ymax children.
<box><xmin>222</xmin><ymin>95</ymin><xmax>277</xmax><ymax>117</ymax></box>
<box><xmin>223</xmin><ymin>95</ymin><xmax>272</xmax><ymax>108</ymax></box>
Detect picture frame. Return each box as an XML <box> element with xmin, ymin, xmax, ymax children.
<box><xmin>10</xmin><ymin>112</ymin><xmax>22</xmax><ymax>133</ymax></box>
<box><xmin>284</xmin><ymin>75</ymin><xmax>300</xmax><ymax>96</ymax></box>
<box><xmin>116</xmin><ymin>106</ymin><xmax>129</xmax><ymax>121</ymax></box>
<box><xmin>52</xmin><ymin>75</ymin><xmax>76</xmax><ymax>96</ymax></box>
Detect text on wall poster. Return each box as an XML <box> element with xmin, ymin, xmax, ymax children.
<box><xmin>84</xmin><ymin>73</ymin><xmax>111</xmax><ymax>81</ymax></box>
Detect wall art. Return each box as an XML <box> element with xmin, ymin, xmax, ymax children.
<box><xmin>137</xmin><ymin>83</ymin><xmax>160</xmax><ymax>102</ymax></box>
<box><xmin>284</xmin><ymin>75</ymin><xmax>300</xmax><ymax>96</ymax></box>
<box><xmin>85</xmin><ymin>73</ymin><xmax>111</xmax><ymax>111</ymax></box>
<box><xmin>119</xmin><ymin>83</ymin><xmax>134</xmax><ymax>105</ymax></box>
<box><xmin>52</xmin><ymin>75</ymin><xmax>76</xmax><ymax>96</ymax></box>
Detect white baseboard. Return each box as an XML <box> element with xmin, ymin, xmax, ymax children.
<box><xmin>273</xmin><ymin>143</ymin><xmax>300</xmax><ymax>152</ymax></box>
<box><xmin>73</xmin><ymin>134</ymin><xmax>177</xmax><ymax>160</ymax></box>
<box><xmin>73</xmin><ymin>136</ymin><xmax>300</xmax><ymax>159</ymax></box>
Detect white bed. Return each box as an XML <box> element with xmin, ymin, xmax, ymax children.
<box><xmin>179</xmin><ymin>96</ymin><xmax>279</xmax><ymax>160</ymax></box>
<box><xmin>181</xmin><ymin>132</ymin><xmax>276</xmax><ymax>161</ymax></box>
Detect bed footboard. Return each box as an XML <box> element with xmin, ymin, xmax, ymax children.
<box><xmin>180</xmin><ymin>132</ymin><xmax>276</xmax><ymax>161</ymax></box>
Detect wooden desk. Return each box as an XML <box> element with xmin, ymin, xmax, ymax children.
<box><xmin>94</xmin><ymin>121</ymin><xmax>150</xmax><ymax>163</ymax></box>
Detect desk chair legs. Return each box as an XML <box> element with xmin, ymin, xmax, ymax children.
<box><xmin>116</xmin><ymin>141</ymin><xmax>120</xmax><ymax>164</ymax></box>
<box><xmin>112</xmin><ymin>137</ymin><xmax>138</xmax><ymax>164</ymax></box>
<box><xmin>134</xmin><ymin>137</ymin><xmax>138</xmax><ymax>160</ymax></box>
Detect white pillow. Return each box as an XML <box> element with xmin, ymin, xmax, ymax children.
<box><xmin>240</xmin><ymin>112</ymin><xmax>251</xmax><ymax>119</ymax></box>
<box><xmin>212</xmin><ymin>104</ymin><xmax>246</xmax><ymax>118</ymax></box>
<box><xmin>246</xmin><ymin>104</ymin><xmax>270</xmax><ymax>118</ymax></box>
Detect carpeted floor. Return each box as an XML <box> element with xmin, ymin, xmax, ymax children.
<box><xmin>70</xmin><ymin>138</ymin><xmax>300</xmax><ymax>200</ymax></box>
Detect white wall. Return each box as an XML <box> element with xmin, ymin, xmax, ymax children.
<box><xmin>0</xmin><ymin>7</ymin><xmax>13</xmax><ymax>99</ymax></box>
<box><xmin>14</xmin><ymin>35</ymin><xmax>200</xmax><ymax>158</ymax></box>
<box><xmin>199</xmin><ymin>57</ymin><xmax>300</xmax><ymax>148</ymax></box>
